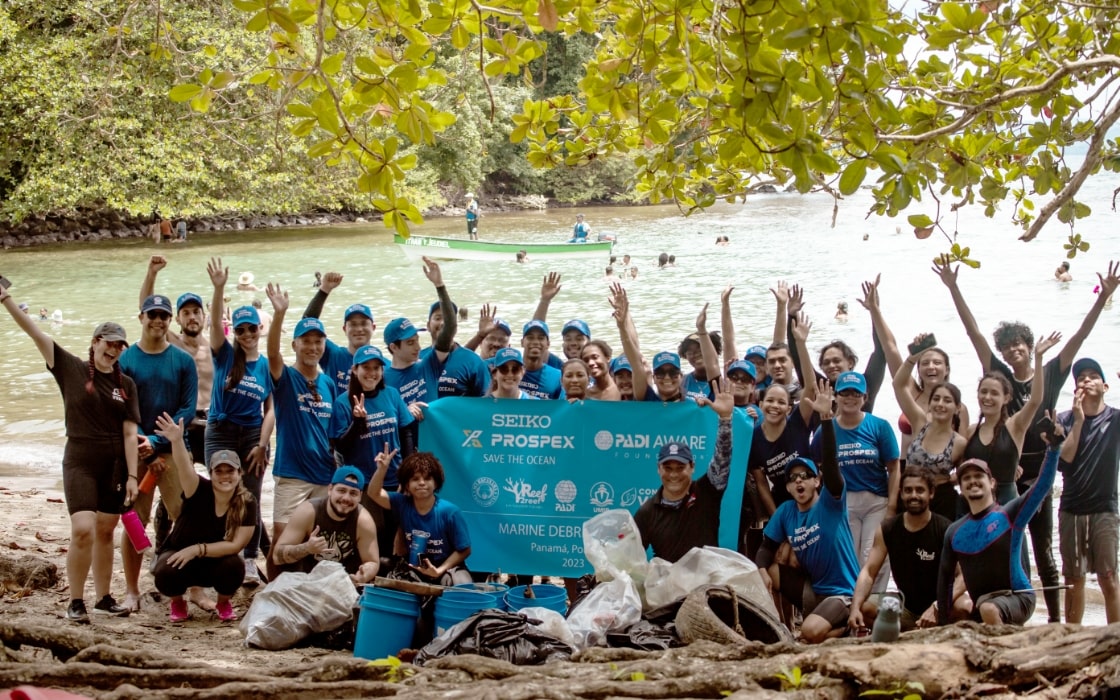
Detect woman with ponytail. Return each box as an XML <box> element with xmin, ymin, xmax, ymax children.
<box><xmin>0</xmin><ymin>284</ymin><xmax>140</xmax><ymax>623</ymax></box>
<box><xmin>205</xmin><ymin>257</ymin><xmax>274</xmax><ymax>586</ymax></box>
<box><xmin>963</xmin><ymin>332</ymin><xmax>1061</xmax><ymax>504</ymax></box>
<box><xmin>152</xmin><ymin>413</ymin><xmax>255</xmax><ymax>622</ymax></box>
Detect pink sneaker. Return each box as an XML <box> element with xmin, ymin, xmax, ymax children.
<box><xmin>169</xmin><ymin>598</ymin><xmax>189</xmax><ymax>623</ymax></box>
<box><xmin>216</xmin><ymin>600</ymin><xmax>238</xmax><ymax>622</ymax></box>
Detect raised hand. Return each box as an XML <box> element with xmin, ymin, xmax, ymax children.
<box><xmin>608</xmin><ymin>282</ymin><xmax>629</xmax><ymax>322</ymax></box>
<box><xmin>351</xmin><ymin>393</ymin><xmax>368</xmax><ymax>420</ymax></box>
<box><xmin>306</xmin><ymin>526</ymin><xmax>327</xmax><ymax>555</ymax></box>
<box><xmin>422</xmin><ymin>257</ymin><xmax>443</xmax><ymax>287</ymax></box>
<box><xmin>790</xmin><ymin>312</ymin><xmax>811</xmax><ymax>344</ymax></box>
<box><xmin>207</xmin><ymin>257</ymin><xmax>228</xmax><ymax>288</ymax></box>
<box><xmin>153</xmin><ymin>412</ymin><xmax>184</xmax><ymax>442</ymax></box>
<box><xmin>697</xmin><ymin>377</ymin><xmax>734</xmax><ymax>419</ymax></box>
<box><xmin>721</xmin><ymin>285</ymin><xmax>734</xmax><ymax>305</ymax></box>
<box><xmin>540</xmin><ymin>272</ymin><xmax>562</xmax><ymax>301</ymax></box>
<box><xmin>907</xmin><ymin>333</ymin><xmax>933</xmax><ymax>362</ymax></box>
<box><xmin>374</xmin><ymin>443</ymin><xmax>399</xmax><ymax>472</ymax></box>
<box><xmin>787</xmin><ymin>284</ymin><xmax>805</xmax><ymax>317</ymax></box>
<box><xmin>932</xmin><ymin>255</ymin><xmax>959</xmax><ymax>287</ymax></box>
<box><xmin>769</xmin><ymin>280</ymin><xmax>789</xmax><ymax>306</ymax></box>
<box><xmin>857</xmin><ymin>273</ymin><xmax>882</xmax><ymax>310</ymax></box>
<box><xmin>1035</xmin><ymin>331</ymin><xmax>1062</xmax><ymax>356</ymax></box>
<box><xmin>1040</xmin><ymin>408</ymin><xmax>1067</xmax><ymax>447</ymax></box>
<box><xmin>148</xmin><ymin>255</ymin><xmax>168</xmax><ymax>273</ymax></box>
<box><xmin>1096</xmin><ymin>261</ymin><xmax>1120</xmax><ymax>298</ymax></box>
<box><xmin>696</xmin><ymin>302</ymin><xmax>709</xmax><ymax>333</ymax></box>
<box><xmin>266</xmin><ymin>282</ymin><xmax>289</xmax><ymax>313</ymax></box>
<box><xmin>478</xmin><ymin>303</ymin><xmax>498</xmax><ymax>334</ymax></box>
<box><xmin>807</xmin><ymin>378</ymin><xmax>835</xmax><ymax>418</ymax></box>
<box><xmin>320</xmin><ymin>272</ymin><xmax>343</xmax><ymax>294</ymax></box>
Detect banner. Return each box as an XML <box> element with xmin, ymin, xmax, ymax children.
<box><xmin>419</xmin><ymin>398</ymin><xmax>754</xmax><ymax>577</ymax></box>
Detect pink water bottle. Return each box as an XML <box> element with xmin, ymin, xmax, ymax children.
<box><xmin>121</xmin><ymin>510</ymin><xmax>152</xmax><ymax>553</ymax></box>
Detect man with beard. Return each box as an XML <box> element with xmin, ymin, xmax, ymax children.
<box><xmin>272</xmin><ymin>466</ymin><xmax>379</xmax><ymax>584</ymax></box>
<box><xmin>937</xmin><ymin>423</ymin><xmax>1063</xmax><ymax>626</ymax></box>
<box><xmin>849</xmin><ymin>467</ymin><xmax>969</xmax><ymax>632</ymax></box>
<box><xmin>118</xmin><ymin>294</ymin><xmax>198</xmax><ymax>612</ymax></box>
<box><xmin>265</xmin><ymin>283</ymin><xmax>335</xmax><ymax>581</ymax></box>
<box><xmin>300</xmin><ymin>271</ymin><xmax>376</xmax><ymax>397</ymax></box>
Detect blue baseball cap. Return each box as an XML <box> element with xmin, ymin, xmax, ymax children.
<box><xmin>610</xmin><ymin>355</ymin><xmax>632</xmax><ymax>375</ymax></box>
<box><xmin>727</xmin><ymin>359</ymin><xmax>758</xmax><ymax>381</ymax></box>
<box><xmin>652</xmin><ymin>351</ymin><xmax>681</xmax><ymax>371</ymax></box>
<box><xmin>141</xmin><ymin>294</ymin><xmax>173</xmax><ymax>315</ymax></box>
<box><xmin>352</xmin><ymin>345</ymin><xmax>387</xmax><ymax>367</ymax></box>
<box><xmin>293</xmin><ymin>317</ymin><xmax>327</xmax><ymax>338</ymax></box>
<box><xmin>428</xmin><ymin>300</ymin><xmax>458</xmax><ymax>320</ymax></box>
<box><xmin>785</xmin><ymin>456</ymin><xmax>818</xmax><ymax>476</ymax></box>
<box><xmin>658</xmin><ymin>441</ymin><xmax>693</xmax><ymax>465</ymax></box>
<box><xmin>383</xmin><ymin>318</ymin><xmax>418</xmax><ymax>345</ymax></box>
<box><xmin>745</xmin><ymin>345</ymin><xmax>768</xmax><ymax>361</ymax></box>
<box><xmin>1072</xmin><ymin>358</ymin><xmax>1106</xmax><ymax>381</ymax></box>
<box><xmin>344</xmin><ymin>303</ymin><xmax>373</xmax><ymax>323</ymax></box>
<box><xmin>835</xmin><ymin>371</ymin><xmax>867</xmax><ymax>394</ymax></box>
<box><xmin>493</xmin><ymin>318</ymin><xmax>512</xmax><ymax>336</ymax></box>
<box><xmin>562</xmin><ymin>319</ymin><xmax>591</xmax><ymax>339</ymax></box>
<box><xmin>523</xmin><ymin>319</ymin><xmax>550</xmax><ymax>338</ymax></box>
<box><xmin>494</xmin><ymin>347</ymin><xmax>523</xmax><ymax>367</ymax></box>
<box><xmin>331</xmin><ymin>465</ymin><xmax>366</xmax><ymax>492</ymax></box>
<box><xmin>231</xmin><ymin>306</ymin><xmax>260</xmax><ymax>328</ymax></box>
<box><xmin>176</xmin><ymin>292</ymin><xmax>203</xmax><ymax>312</ymax></box>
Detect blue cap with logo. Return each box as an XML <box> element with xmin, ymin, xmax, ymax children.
<box><xmin>383</xmin><ymin>318</ymin><xmax>418</xmax><ymax>345</ymax></box>
<box><xmin>331</xmin><ymin>465</ymin><xmax>366</xmax><ymax>492</ymax></box>
<box><xmin>493</xmin><ymin>318</ymin><xmax>512</xmax><ymax>336</ymax></box>
<box><xmin>141</xmin><ymin>294</ymin><xmax>173</xmax><ymax>315</ymax></box>
<box><xmin>344</xmin><ymin>303</ymin><xmax>373</xmax><ymax>323</ymax></box>
<box><xmin>562</xmin><ymin>319</ymin><xmax>591</xmax><ymax>339</ymax></box>
<box><xmin>523</xmin><ymin>319</ymin><xmax>550</xmax><ymax>338</ymax></box>
<box><xmin>785</xmin><ymin>456</ymin><xmax>818</xmax><ymax>476</ymax></box>
<box><xmin>652</xmin><ymin>351</ymin><xmax>681</xmax><ymax>371</ymax></box>
<box><xmin>176</xmin><ymin>292</ymin><xmax>203</xmax><ymax>312</ymax></box>
<box><xmin>745</xmin><ymin>345</ymin><xmax>768</xmax><ymax>361</ymax></box>
<box><xmin>494</xmin><ymin>347</ymin><xmax>523</xmax><ymax>367</ymax></box>
<box><xmin>352</xmin><ymin>345</ymin><xmax>387</xmax><ymax>367</ymax></box>
<box><xmin>1072</xmin><ymin>357</ymin><xmax>1106</xmax><ymax>381</ymax></box>
<box><xmin>610</xmin><ymin>355</ymin><xmax>632</xmax><ymax>375</ymax></box>
<box><xmin>727</xmin><ymin>359</ymin><xmax>758</xmax><ymax>381</ymax></box>
<box><xmin>231</xmin><ymin>306</ymin><xmax>260</xmax><ymax>328</ymax></box>
<box><xmin>835</xmin><ymin>371</ymin><xmax>867</xmax><ymax>394</ymax></box>
<box><xmin>293</xmin><ymin>316</ymin><xmax>327</xmax><ymax>338</ymax></box>
<box><xmin>429</xmin><ymin>300</ymin><xmax>459</xmax><ymax>320</ymax></box>
<box><xmin>658</xmin><ymin>441</ymin><xmax>693</xmax><ymax>465</ymax></box>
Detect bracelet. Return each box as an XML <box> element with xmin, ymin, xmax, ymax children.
<box><xmin>127</xmin><ymin>474</ymin><xmax>138</xmax><ymax>481</ymax></box>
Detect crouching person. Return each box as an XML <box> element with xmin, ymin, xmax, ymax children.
<box><xmin>271</xmin><ymin>466</ymin><xmax>380</xmax><ymax>585</ymax></box>
<box><xmin>151</xmin><ymin>414</ymin><xmax>255</xmax><ymax>622</ymax></box>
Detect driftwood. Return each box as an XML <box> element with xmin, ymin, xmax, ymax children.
<box><xmin>0</xmin><ymin>554</ymin><xmax>59</xmax><ymax>591</ymax></box>
<box><xmin>1</xmin><ymin>620</ymin><xmax>1119</xmax><ymax>698</ymax></box>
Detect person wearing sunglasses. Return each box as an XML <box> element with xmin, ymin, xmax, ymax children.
<box><xmin>118</xmin><ymin>293</ymin><xmax>199</xmax><ymax>613</ymax></box>
<box><xmin>205</xmin><ymin>257</ymin><xmax>275</xmax><ymax>587</ymax></box>
<box><xmin>756</xmin><ymin>381</ymin><xmax>861</xmax><ymax>643</ymax></box>
<box><xmin>489</xmin><ymin>348</ymin><xmax>535</xmax><ymax>399</ymax></box>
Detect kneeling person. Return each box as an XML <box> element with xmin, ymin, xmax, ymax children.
<box><xmin>272</xmin><ymin>466</ymin><xmax>380</xmax><ymax>584</ymax></box>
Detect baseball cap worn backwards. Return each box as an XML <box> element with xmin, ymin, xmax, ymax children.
<box><xmin>332</xmin><ymin>465</ymin><xmax>366</xmax><ymax>491</ymax></box>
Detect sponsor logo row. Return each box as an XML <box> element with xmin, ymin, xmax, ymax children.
<box><xmin>471</xmin><ymin>477</ymin><xmax>657</xmax><ymax>512</ymax></box>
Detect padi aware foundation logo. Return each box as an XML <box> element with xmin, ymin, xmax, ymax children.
<box><xmin>472</xmin><ymin>477</ymin><xmax>499</xmax><ymax>507</ymax></box>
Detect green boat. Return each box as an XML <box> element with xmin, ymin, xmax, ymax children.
<box><xmin>395</xmin><ymin>234</ymin><xmax>614</xmax><ymax>262</ymax></box>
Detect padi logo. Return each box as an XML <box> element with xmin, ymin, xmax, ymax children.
<box><xmin>555</xmin><ymin>479</ymin><xmax>577</xmax><ymax>512</ymax></box>
<box><xmin>472</xmin><ymin>477</ymin><xmax>499</xmax><ymax>507</ymax></box>
<box><xmin>503</xmin><ymin>478</ymin><xmax>548</xmax><ymax>505</ymax></box>
<box><xmin>589</xmin><ymin>482</ymin><xmax>614</xmax><ymax>510</ymax></box>
<box><xmin>609</xmin><ymin>434</ymin><xmax>707</xmax><ymax>451</ymax></box>
<box><xmin>593</xmin><ymin>430</ymin><xmax>614</xmax><ymax>450</ymax></box>
<box><xmin>461</xmin><ymin>429</ymin><xmax>483</xmax><ymax>448</ymax></box>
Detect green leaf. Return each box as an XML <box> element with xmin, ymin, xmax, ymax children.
<box><xmin>839</xmin><ymin>159</ymin><xmax>867</xmax><ymax>195</ymax></box>
<box><xmin>169</xmin><ymin>84</ymin><xmax>203</xmax><ymax>102</ymax></box>
<box><xmin>321</xmin><ymin>52</ymin><xmax>345</xmax><ymax>76</ymax></box>
<box><xmin>907</xmin><ymin>213</ymin><xmax>935</xmax><ymax>228</ymax></box>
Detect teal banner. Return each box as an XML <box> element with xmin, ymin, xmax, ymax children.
<box><xmin>419</xmin><ymin>398</ymin><xmax>754</xmax><ymax>577</ymax></box>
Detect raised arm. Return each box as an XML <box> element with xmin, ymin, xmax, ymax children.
<box><xmin>0</xmin><ymin>287</ymin><xmax>55</xmax><ymax>365</ymax></box>
<box><xmin>696</xmin><ymin>304</ymin><xmax>721</xmax><ymax>385</ymax></box>
<box><xmin>423</xmin><ymin>256</ymin><xmax>457</xmax><ymax>358</ymax></box>
<box><xmin>857</xmin><ymin>275</ymin><xmax>900</xmax><ymax>409</ymax></box>
<box><xmin>790</xmin><ymin>312</ymin><xmax>818</xmax><ymax>410</ymax></box>
<box><xmin>266</xmin><ymin>283</ymin><xmax>289</xmax><ymax>381</ymax></box>
<box><xmin>1006</xmin><ymin>332</ymin><xmax>1061</xmax><ymax>445</ymax></box>
<box><xmin>532</xmin><ymin>272</ymin><xmax>562</xmax><ymax>323</ymax></box>
<box><xmin>609</xmin><ymin>283</ymin><xmax>649</xmax><ymax>400</ymax></box>
<box><xmin>772</xmin><ymin>281</ymin><xmax>791</xmax><ymax>346</ymax></box>
<box><xmin>1056</xmin><ymin>261</ymin><xmax>1119</xmax><ymax>372</ymax></box>
<box><xmin>784</xmin><ymin>284</ymin><xmax>811</xmax><ymax>388</ymax></box>
<box><xmin>1060</xmin><ymin>392</ymin><xmax>1084</xmax><ymax>465</ymax></box>
<box><xmin>207</xmin><ymin>257</ymin><xmax>229</xmax><ymax>354</ymax></box>
<box><xmin>465</xmin><ymin>303</ymin><xmax>498</xmax><ymax>352</ymax></box>
<box><xmin>139</xmin><ymin>255</ymin><xmax>165</xmax><ymax>309</ymax></box>
<box><xmin>367</xmin><ymin>444</ymin><xmax>398</xmax><ymax>510</ymax></box>
<box><xmin>697</xmin><ymin>379</ymin><xmax>734</xmax><ymax>489</ymax></box>
<box><xmin>893</xmin><ymin>336</ymin><xmax>933</xmax><ymax>433</ymax></box>
<box><xmin>720</xmin><ymin>286</ymin><xmax>739</xmax><ymax>372</ymax></box>
<box><xmin>303</xmin><ymin>272</ymin><xmax>342</xmax><ymax>319</ymax></box>
<box><xmin>932</xmin><ymin>255</ymin><xmax>993</xmax><ymax>371</ymax></box>
<box><xmin>807</xmin><ymin>380</ymin><xmax>842</xmax><ymax>497</ymax></box>
<box><xmin>154</xmin><ymin>413</ymin><xmax>200</xmax><ymax>499</ymax></box>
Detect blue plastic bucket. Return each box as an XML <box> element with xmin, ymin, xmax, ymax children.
<box><xmin>504</xmin><ymin>584</ymin><xmax>568</xmax><ymax>615</ymax></box>
<box><xmin>353</xmin><ymin>586</ymin><xmax>420</xmax><ymax>660</ymax></box>
<box><xmin>454</xmin><ymin>582</ymin><xmax>511</xmax><ymax>611</ymax></box>
<box><xmin>434</xmin><ymin>588</ymin><xmax>496</xmax><ymax>635</ymax></box>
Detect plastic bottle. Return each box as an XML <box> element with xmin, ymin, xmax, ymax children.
<box><xmin>121</xmin><ymin>510</ymin><xmax>152</xmax><ymax>553</ymax></box>
<box><xmin>138</xmin><ymin>469</ymin><xmax>158</xmax><ymax>494</ymax></box>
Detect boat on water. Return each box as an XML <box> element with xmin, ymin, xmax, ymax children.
<box><xmin>394</xmin><ymin>234</ymin><xmax>614</xmax><ymax>262</ymax></box>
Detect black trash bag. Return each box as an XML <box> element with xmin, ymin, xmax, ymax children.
<box><xmin>414</xmin><ymin>610</ymin><xmax>574</xmax><ymax>666</ymax></box>
<box><xmin>606</xmin><ymin>600</ymin><xmax>685</xmax><ymax>651</ymax></box>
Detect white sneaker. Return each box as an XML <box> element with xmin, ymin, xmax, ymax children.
<box><xmin>243</xmin><ymin>558</ymin><xmax>261</xmax><ymax>587</ymax></box>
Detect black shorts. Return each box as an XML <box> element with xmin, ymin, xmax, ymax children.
<box><xmin>973</xmin><ymin>590</ymin><xmax>1034</xmax><ymax>625</ymax></box>
<box><xmin>777</xmin><ymin>564</ymin><xmax>852</xmax><ymax>628</ymax></box>
<box><xmin>62</xmin><ymin>439</ymin><xmax>127</xmax><ymax>515</ymax></box>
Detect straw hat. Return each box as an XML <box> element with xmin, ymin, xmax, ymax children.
<box><xmin>238</xmin><ymin>272</ymin><xmax>254</xmax><ymax>286</ymax></box>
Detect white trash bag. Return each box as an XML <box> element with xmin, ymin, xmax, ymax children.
<box><xmin>644</xmin><ymin>546</ymin><xmax>777</xmax><ymax>618</ymax></box>
<box><xmin>518</xmin><ymin>606</ymin><xmax>577</xmax><ymax>648</ymax></box>
<box><xmin>240</xmin><ymin>560</ymin><xmax>359</xmax><ymax>650</ymax></box>
<box><xmin>582</xmin><ymin>509</ymin><xmax>648</xmax><ymax>584</ymax></box>
<box><xmin>564</xmin><ymin>572</ymin><xmax>643</xmax><ymax>650</ymax></box>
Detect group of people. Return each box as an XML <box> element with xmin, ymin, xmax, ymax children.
<box><xmin>2</xmin><ymin>251</ymin><xmax>1118</xmax><ymax>645</ymax></box>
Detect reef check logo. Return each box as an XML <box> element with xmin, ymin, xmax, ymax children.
<box><xmin>461</xmin><ymin>429</ymin><xmax>483</xmax><ymax>448</ymax></box>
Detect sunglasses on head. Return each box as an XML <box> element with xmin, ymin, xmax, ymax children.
<box><xmin>235</xmin><ymin>324</ymin><xmax>260</xmax><ymax>335</ymax></box>
<box><xmin>654</xmin><ymin>368</ymin><xmax>681</xmax><ymax>379</ymax></box>
<box><xmin>145</xmin><ymin>311</ymin><xmax>171</xmax><ymax>321</ymax></box>
<box><xmin>305</xmin><ymin>379</ymin><xmax>321</xmax><ymax>402</ymax></box>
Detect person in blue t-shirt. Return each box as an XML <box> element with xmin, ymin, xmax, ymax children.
<box><xmin>465</xmin><ymin>192</ymin><xmax>480</xmax><ymax>240</ymax></box>
<box><xmin>300</xmin><ymin>271</ymin><xmax>376</xmax><ymax>398</ymax></box>
<box><xmin>756</xmin><ymin>381</ymin><xmax>860</xmax><ymax>643</ymax></box>
<box><xmin>383</xmin><ymin>257</ymin><xmax>458</xmax><ymax>409</ymax></box>
<box><xmin>569</xmin><ymin>213</ymin><xmax>591</xmax><ymax>243</ymax></box>
<box><xmin>677</xmin><ymin>303</ymin><xmax>721</xmax><ymax>402</ymax></box>
<box><xmin>420</xmin><ymin>299</ymin><xmax>490</xmax><ymax>398</ymax></box>
<box><xmin>265</xmin><ymin>283</ymin><xmax>335</xmax><ymax>581</ymax></box>
<box><xmin>528</xmin><ymin>271</ymin><xmax>585</xmax><ymax>370</ymax></box>
<box><xmin>205</xmin><ymin>258</ymin><xmax>275</xmax><ymax>586</ymax></box>
<box><xmin>518</xmin><ymin>320</ymin><xmax>564</xmax><ymax>399</ymax></box>
<box><xmin>119</xmin><ymin>293</ymin><xmax>198</xmax><ymax>612</ymax></box>
<box><xmin>369</xmin><ymin>447</ymin><xmax>472</xmax><ymax>586</ymax></box>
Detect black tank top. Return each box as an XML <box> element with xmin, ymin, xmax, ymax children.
<box><xmin>304</xmin><ymin>497</ymin><xmax>362</xmax><ymax>575</ymax></box>
<box><xmin>963</xmin><ymin>423</ymin><xmax>1020</xmax><ymax>504</ymax></box>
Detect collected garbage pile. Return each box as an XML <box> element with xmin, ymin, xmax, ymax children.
<box><xmin>239</xmin><ymin>510</ymin><xmax>792</xmax><ymax>664</ymax></box>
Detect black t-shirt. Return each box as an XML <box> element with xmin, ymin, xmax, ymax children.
<box><xmin>1058</xmin><ymin>405</ymin><xmax>1120</xmax><ymax>514</ymax></box>
<box><xmin>988</xmin><ymin>352</ymin><xmax>1068</xmax><ymax>479</ymax></box>
<box><xmin>162</xmin><ymin>478</ymin><xmax>258</xmax><ymax>553</ymax></box>
<box><xmin>48</xmin><ymin>342</ymin><xmax>140</xmax><ymax>443</ymax></box>
<box><xmin>881</xmin><ymin>512</ymin><xmax>951</xmax><ymax>615</ymax></box>
<box><xmin>635</xmin><ymin>475</ymin><xmax>722</xmax><ymax>563</ymax></box>
<box><xmin>748</xmin><ymin>409</ymin><xmax>817</xmax><ymax>507</ymax></box>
